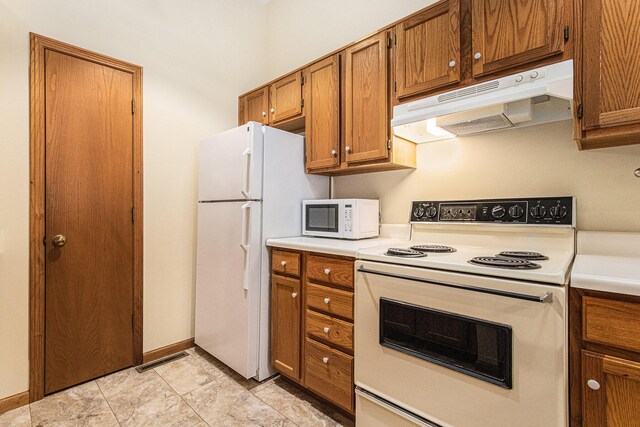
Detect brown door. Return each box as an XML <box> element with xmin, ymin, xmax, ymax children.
<box><xmin>271</xmin><ymin>274</ymin><xmax>301</xmax><ymax>381</ymax></box>
<box><xmin>471</xmin><ymin>0</ymin><xmax>565</xmax><ymax>77</ymax></box>
<box><xmin>395</xmin><ymin>0</ymin><xmax>461</xmax><ymax>101</ymax></box>
<box><xmin>344</xmin><ymin>31</ymin><xmax>390</xmax><ymax>165</ymax></box>
<box><xmin>270</xmin><ymin>71</ymin><xmax>304</xmax><ymax>124</ymax></box>
<box><xmin>305</xmin><ymin>55</ymin><xmax>341</xmax><ymax>171</ymax></box>
<box><xmin>241</xmin><ymin>87</ymin><xmax>269</xmax><ymax>125</ymax></box>
<box><xmin>44</xmin><ymin>49</ymin><xmax>135</xmax><ymax>394</ymax></box>
<box><xmin>582</xmin><ymin>351</ymin><xmax>640</xmax><ymax>426</ymax></box>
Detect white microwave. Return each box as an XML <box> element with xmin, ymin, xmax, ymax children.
<box><xmin>302</xmin><ymin>199</ymin><xmax>380</xmax><ymax>239</ymax></box>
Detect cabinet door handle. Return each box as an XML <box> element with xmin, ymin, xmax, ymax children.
<box><xmin>322</xmin><ymin>357</ymin><xmax>329</xmax><ymax>364</ymax></box>
<box><xmin>324</xmin><ymin>268</ymin><xmax>331</xmax><ymax>275</ymax></box>
<box><xmin>323</xmin><ymin>297</ymin><xmax>331</xmax><ymax>304</ymax></box>
<box><xmin>270</xmin><ymin>107</ymin><xmax>275</xmax><ymax>113</ymax></box>
<box><xmin>291</xmin><ymin>292</ymin><xmax>297</xmax><ymax>298</ymax></box>
<box><xmin>262</xmin><ymin>111</ymin><xmax>266</xmax><ymax>117</ymax></box>
<box><xmin>331</xmin><ymin>149</ymin><xmax>337</xmax><ymax>156</ymax></box>
<box><xmin>449</xmin><ymin>60</ymin><xmax>456</xmax><ymax>68</ymax></box>
<box><xmin>587</xmin><ymin>379</ymin><xmax>600</xmax><ymax>390</ymax></box>
<box><xmin>280</xmin><ymin>260</ymin><xmax>287</xmax><ymax>267</ymax></box>
<box><xmin>474</xmin><ymin>52</ymin><xmax>482</xmax><ymax>60</ymax></box>
<box><xmin>323</xmin><ymin>327</ymin><xmax>330</xmax><ymax>333</ymax></box>
<box><xmin>345</xmin><ymin>146</ymin><xmax>351</xmax><ymax>153</ymax></box>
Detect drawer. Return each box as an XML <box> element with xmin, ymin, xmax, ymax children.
<box><xmin>307</xmin><ymin>283</ymin><xmax>353</xmax><ymax>321</ymax></box>
<box><xmin>272</xmin><ymin>249</ymin><xmax>300</xmax><ymax>277</ymax></box>
<box><xmin>306</xmin><ymin>309</ymin><xmax>353</xmax><ymax>352</ymax></box>
<box><xmin>583</xmin><ymin>296</ymin><xmax>640</xmax><ymax>353</ymax></box>
<box><xmin>306</xmin><ymin>254</ymin><xmax>354</xmax><ymax>288</ymax></box>
<box><xmin>305</xmin><ymin>338</ymin><xmax>354</xmax><ymax>413</ymax></box>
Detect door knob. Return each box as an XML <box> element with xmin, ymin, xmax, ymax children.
<box><xmin>323</xmin><ymin>297</ymin><xmax>331</xmax><ymax>304</ymax></box>
<box><xmin>449</xmin><ymin>60</ymin><xmax>456</xmax><ymax>68</ymax></box>
<box><xmin>587</xmin><ymin>379</ymin><xmax>600</xmax><ymax>390</ymax></box>
<box><xmin>324</xmin><ymin>268</ymin><xmax>331</xmax><ymax>275</ymax></box>
<box><xmin>262</xmin><ymin>111</ymin><xmax>266</xmax><ymax>117</ymax></box>
<box><xmin>345</xmin><ymin>146</ymin><xmax>351</xmax><ymax>153</ymax></box>
<box><xmin>280</xmin><ymin>260</ymin><xmax>287</xmax><ymax>267</ymax></box>
<box><xmin>270</xmin><ymin>107</ymin><xmax>275</xmax><ymax>113</ymax></box>
<box><xmin>52</xmin><ymin>234</ymin><xmax>67</xmax><ymax>247</ymax></box>
<box><xmin>322</xmin><ymin>357</ymin><xmax>329</xmax><ymax>364</ymax></box>
<box><xmin>331</xmin><ymin>149</ymin><xmax>337</xmax><ymax>156</ymax></box>
<box><xmin>474</xmin><ymin>52</ymin><xmax>482</xmax><ymax>60</ymax></box>
<box><xmin>291</xmin><ymin>292</ymin><xmax>298</xmax><ymax>298</ymax></box>
<box><xmin>323</xmin><ymin>327</ymin><xmax>330</xmax><ymax>333</ymax></box>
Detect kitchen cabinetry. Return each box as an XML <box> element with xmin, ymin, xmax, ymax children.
<box><xmin>239</xmin><ymin>87</ymin><xmax>269</xmax><ymax>125</ymax></box>
<box><xmin>569</xmin><ymin>289</ymin><xmax>640</xmax><ymax>426</ymax></box>
<box><xmin>394</xmin><ymin>0</ymin><xmax>461</xmax><ymax>101</ymax></box>
<box><xmin>270</xmin><ymin>71</ymin><xmax>305</xmax><ymax>125</ymax></box>
<box><xmin>269</xmin><ymin>248</ymin><xmax>355</xmax><ymax>415</ymax></box>
<box><xmin>574</xmin><ymin>0</ymin><xmax>640</xmax><ymax>149</ymax></box>
<box><xmin>471</xmin><ymin>0</ymin><xmax>566</xmax><ymax>77</ymax></box>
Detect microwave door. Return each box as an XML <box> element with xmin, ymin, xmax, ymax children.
<box><xmin>304</xmin><ymin>203</ymin><xmax>341</xmax><ymax>237</ymax></box>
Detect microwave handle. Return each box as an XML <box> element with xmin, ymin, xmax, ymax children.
<box><xmin>357</xmin><ymin>266</ymin><xmax>553</xmax><ymax>304</ymax></box>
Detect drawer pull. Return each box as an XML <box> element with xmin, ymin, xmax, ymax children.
<box><xmin>323</xmin><ymin>297</ymin><xmax>331</xmax><ymax>304</ymax></box>
<box><xmin>324</xmin><ymin>268</ymin><xmax>331</xmax><ymax>275</ymax></box>
<box><xmin>587</xmin><ymin>379</ymin><xmax>600</xmax><ymax>390</ymax></box>
<box><xmin>280</xmin><ymin>260</ymin><xmax>287</xmax><ymax>267</ymax></box>
<box><xmin>322</xmin><ymin>357</ymin><xmax>329</xmax><ymax>364</ymax></box>
<box><xmin>323</xmin><ymin>327</ymin><xmax>330</xmax><ymax>333</ymax></box>
<box><xmin>291</xmin><ymin>292</ymin><xmax>298</xmax><ymax>298</ymax></box>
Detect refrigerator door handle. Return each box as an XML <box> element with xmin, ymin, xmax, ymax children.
<box><xmin>241</xmin><ymin>148</ymin><xmax>251</xmax><ymax>199</ymax></box>
<box><xmin>240</xmin><ymin>202</ymin><xmax>251</xmax><ymax>291</ymax></box>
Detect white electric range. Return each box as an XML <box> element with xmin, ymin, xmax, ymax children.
<box><xmin>354</xmin><ymin>197</ymin><xmax>576</xmax><ymax>427</ymax></box>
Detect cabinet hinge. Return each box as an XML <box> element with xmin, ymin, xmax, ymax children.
<box><xmin>564</xmin><ymin>26</ymin><xmax>570</xmax><ymax>42</ymax></box>
<box><xmin>577</xmin><ymin>104</ymin><xmax>583</xmax><ymax>119</ymax></box>
<box><xmin>387</xmin><ymin>139</ymin><xmax>391</xmax><ymax>150</ymax></box>
<box><xmin>387</xmin><ymin>37</ymin><xmax>392</xmax><ymax>48</ymax></box>
<box><xmin>301</xmin><ymin>76</ymin><xmax>305</xmax><ymax>85</ymax></box>
<box><xmin>131</xmin><ymin>99</ymin><xmax>135</xmax><ymax>114</ymax></box>
<box><xmin>132</xmin><ymin>314</ymin><xmax>134</xmax><ymax>329</ymax></box>
<box><xmin>300</xmin><ymin>98</ymin><xmax>304</xmax><ymax>107</ymax></box>
<box><xmin>394</xmin><ymin>81</ymin><xmax>397</xmax><ymax>93</ymax></box>
<box><xmin>131</xmin><ymin>207</ymin><xmax>134</xmax><ymax>223</ymax></box>
<box><xmin>394</xmin><ymin>34</ymin><xmax>397</xmax><ymax>45</ymax></box>
<box><xmin>43</xmin><ymin>236</ymin><xmax>46</xmax><ymax>246</ymax></box>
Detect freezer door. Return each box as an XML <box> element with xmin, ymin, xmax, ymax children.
<box><xmin>195</xmin><ymin>201</ymin><xmax>262</xmax><ymax>378</ymax></box>
<box><xmin>198</xmin><ymin>123</ymin><xmax>264</xmax><ymax>201</ymax></box>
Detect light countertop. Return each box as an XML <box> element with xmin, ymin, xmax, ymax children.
<box><xmin>571</xmin><ymin>231</ymin><xmax>640</xmax><ymax>296</ymax></box>
<box><xmin>266</xmin><ymin>224</ymin><xmax>410</xmax><ymax>257</ymax></box>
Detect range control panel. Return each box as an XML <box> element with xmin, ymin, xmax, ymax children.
<box><xmin>410</xmin><ymin>197</ymin><xmax>574</xmax><ymax>226</ymax></box>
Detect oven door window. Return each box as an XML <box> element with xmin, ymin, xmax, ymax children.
<box><xmin>305</xmin><ymin>204</ymin><xmax>339</xmax><ymax>233</ymax></box>
<box><xmin>380</xmin><ymin>298</ymin><xmax>512</xmax><ymax>388</ymax></box>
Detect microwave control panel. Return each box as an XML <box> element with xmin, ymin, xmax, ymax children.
<box><xmin>344</xmin><ymin>204</ymin><xmax>353</xmax><ymax>233</ymax></box>
<box><xmin>410</xmin><ymin>197</ymin><xmax>575</xmax><ymax>226</ymax></box>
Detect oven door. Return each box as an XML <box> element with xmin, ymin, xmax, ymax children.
<box><xmin>355</xmin><ymin>260</ymin><xmax>567</xmax><ymax>427</ymax></box>
<box><xmin>302</xmin><ymin>202</ymin><xmax>342</xmax><ymax>238</ymax></box>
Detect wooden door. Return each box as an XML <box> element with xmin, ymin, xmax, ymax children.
<box><xmin>395</xmin><ymin>0</ymin><xmax>461</xmax><ymax>100</ymax></box>
<box><xmin>582</xmin><ymin>351</ymin><xmax>640</xmax><ymax>426</ymax></box>
<box><xmin>345</xmin><ymin>31</ymin><xmax>390</xmax><ymax>164</ymax></box>
<box><xmin>582</xmin><ymin>0</ymin><xmax>640</xmax><ymax>131</ymax></box>
<box><xmin>305</xmin><ymin>55</ymin><xmax>341</xmax><ymax>171</ymax></box>
<box><xmin>271</xmin><ymin>275</ymin><xmax>301</xmax><ymax>380</ymax></box>
<box><xmin>44</xmin><ymin>50</ymin><xmax>135</xmax><ymax>394</ymax></box>
<box><xmin>270</xmin><ymin>71</ymin><xmax>304</xmax><ymax>124</ymax></box>
<box><xmin>471</xmin><ymin>0</ymin><xmax>565</xmax><ymax>77</ymax></box>
<box><xmin>241</xmin><ymin>87</ymin><xmax>269</xmax><ymax>125</ymax></box>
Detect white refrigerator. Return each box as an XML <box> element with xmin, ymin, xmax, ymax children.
<box><xmin>195</xmin><ymin>122</ymin><xmax>329</xmax><ymax>381</ymax></box>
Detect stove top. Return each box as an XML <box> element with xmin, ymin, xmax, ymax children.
<box><xmin>411</xmin><ymin>244</ymin><xmax>456</xmax><ymax>253</ymax></box>
<box><xmin>469</xmin><ymin>256</ymin><xmax>542</xmax><ymax>270</ymax></box>
<box><xmin>385</xmin><ymin>248</ymin><xmax>428</xmax><ymax>258</ymax></box>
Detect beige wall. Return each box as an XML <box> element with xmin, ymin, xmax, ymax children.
<box><xmin>334</xmin><ymin>122</ymin><xmax>640</xmax><ymax>231</ymax></box>
<box><xmin>0</xmin><ymin>0</ymin><xmax>268</xmax><ymax>399</ymax></box>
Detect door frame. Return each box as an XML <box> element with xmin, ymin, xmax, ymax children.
<box><xmin>29</xmin><ymin>33</ymin><xmax>144</xmax><ymax>402</ymax></box>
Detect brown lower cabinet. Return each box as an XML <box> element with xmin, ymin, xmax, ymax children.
<box><xmin>570</xmin><ymin>288</ymin><xmax>640</xmax><ymax>426</ymax></box>
<box><xmin>270</xmin><ymin>248</ymin><xmax>355</xmax><ymax>415</ymax></box>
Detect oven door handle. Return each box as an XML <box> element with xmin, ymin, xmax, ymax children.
<box><xmin>357</xmin><ymin>266</ymin><xmax>553</xmax><ymax>304</ymax></box>
<box><xmin>355</xmin><ymin>387</ymin><xmax>442</xmax><ymax>427</ymax></box>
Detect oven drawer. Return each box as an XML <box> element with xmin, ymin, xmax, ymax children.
<box><xmin>271</xmin><ymin>249</ymin><xmax>300</xmax><ymax>277</ymax></box>
<box><xmin>583</xmin><ymin>296</ymin><xmax>640</xmax><ymax>353</ymax></box>
<box><xmin>306</xmin><ymin>254</ymin><xmax>353</xmax><ymax>288</ymax></box>
<box><xmin>304</xmin><ymin>338</ymin><xmax>354</xmax><ymax>413</ymax></box>
<box><xmin>306</xmin><ymin>309</ymin><xmax>353</xmax><ymax>352</ymax></box>
<box><xmin>307</xmin><ymin>283</ymin><xmax>353</xmax><ymax>320</ymax></box>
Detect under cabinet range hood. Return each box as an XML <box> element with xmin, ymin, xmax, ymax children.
<box><xmin>392</xmin><ymin>60</ymin><xmax>573</xmax><ymax>143</ymax></box>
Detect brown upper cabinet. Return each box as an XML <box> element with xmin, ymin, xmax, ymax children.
<box><xmin>575</xmin><ymin>0</ymin><xmax>640</xmax><ymax>149</ymax></box>
<box><xmin>239</xmin><ymin>87</ymin><xmax>269</xmax><ymax>125</ymax></box>
<box><xmin>471</xmin><ymin>0</ymin><xmax>566</xmax><ymax>77</ymax></box>
<box><xmin>305</xmin><ymin>55</ymin><xmax>341</xmax><ymax>171</ymax></box>
<box><xmin>270</xmin><ymin>71</ymin><xmax>305</xmax><ymax>125</ymax></box>
<box><xmin>344</xmin><ymin>31</ymin><xmax>391</xmax><ymax>165</ymax></box>
<box><xmin>395</xmin><ymin>0</ymin><xmax>461</xmax><ymax>101</ymax></box>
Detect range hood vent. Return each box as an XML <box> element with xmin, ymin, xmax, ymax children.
<box><xmin>392</xmin><ymin>60</ymin><xmax>573</xmax><ymax>143</ymax></box>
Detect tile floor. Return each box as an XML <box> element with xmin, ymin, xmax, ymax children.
<box><xmin>0</xmin><ymin>347</ymin><xmax>354</xmax><ymax>427</ymax></box>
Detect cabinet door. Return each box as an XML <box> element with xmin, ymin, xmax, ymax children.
<box><xmin>582</xmin><ymin>351</ymin><xmax>640</xmax><ymax>427</ymax></box>
<box><xmin>471</xmin><ymin>0</ymin><xmax>565</xmax><ymax>77</ymax></box>
<box><xmin>395</xmin><ymin>0</ymin><xmax>460</xmax><ymax>100</ymax></box>
<box><xmin>271</xmin><ymin>274</ymin><xmax>301</xmax><ymax>381</ymax></box>
<box><xmin>305</xmin><ymin>55</ymin><xmax>341</xmax><ymax>171</ymax></box>
<box><xmin>270</xmin><ymin>71</ymin><xmax>304</xmax><ymax>124</ymax></box>
<box><xmin>582</xmin><ymin>0</ymin><xmax>640</xmax><ymax>131</ymax></box>
<box><xmin>345</xmin><ymin>31</ymin><xmax>390</xmax><ymax>164</ymax></box>
<box><xmin>241</xmin><ymin>87</ymin><xmax>269</xmax><ymax>125</ymax></box>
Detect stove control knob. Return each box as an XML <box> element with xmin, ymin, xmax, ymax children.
<box><xmin>491</xmin><ymin>205</ymin><xmax>506</xmax><ymax>219</ymax></box>
<box><xmin>508</xmin><ymin>205</ymin><xmax>524</xmax><ymax>219</ymax></box>
<box><xmin>531</xmin><ymin>204</ymin><xmax>546</xmax><ymax>219</ymax></box>
<box><xmin>424</xmin><ymin>205</ymin><xmax>438</xmax><ymax>219</ymax></box>
<box><xmin>413</xmin><ymin>205</ymin><xmax>425</xmax><ymax>218</ymax></box>
<box><xmin>550</xmin><ymin>203</ymin><xmax>568</xmax><ymax>219</ymax></box>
